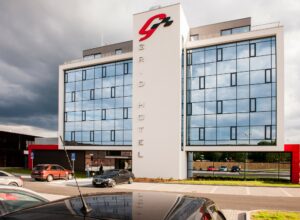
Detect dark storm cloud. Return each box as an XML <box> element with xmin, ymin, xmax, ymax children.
<box><xmin>0</xmin><ymin>0</ymin><xmax>132</xmax><ymax>133</ymax></box>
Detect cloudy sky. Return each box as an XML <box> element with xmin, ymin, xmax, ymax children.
<box><xmin>0</xmin><ymin>0</ymin><xmax>299</xmax><ymax>142</ymax></box>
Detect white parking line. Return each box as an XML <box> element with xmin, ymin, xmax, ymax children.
<box><xmin>210</xmin><ymin>186</ymin><xmax>218</xmax><ymax>193</ymax></box>
<box><xmin>176</xmin><ymin>185</ymin><xmax>190</xmax><ymax>192</ymax></box>
<box><xmin>147</xmin><ymin>184</ymin><xmax>160</xmax><ymax>190</ymax></box>
<box><xmin>280</xmin><ymin>188</ymin><xmax>293</xmax><ymax>197</ymax></box>
<box><xmin>246</xmin><ymin>187</ymin><xmax>250</xmax><ymax>195</ymax></box>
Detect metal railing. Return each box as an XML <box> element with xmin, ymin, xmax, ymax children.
<box><xmin>251</xmin><ymin>21</ymin><xmax>281</xmax><ymax>31</ymax></box>
<box><xmin>63</xmin><ymin>51</ymin><xmax>132</xmax><ymax>65</ymax></box>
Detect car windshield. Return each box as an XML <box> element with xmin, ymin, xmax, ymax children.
<box><xmin>33</xmin><ymin>165</ymin><xmax>47</xmax><ymax>171</ymax></box>
<box><xmin>0</xmin><ymin>191</ymin><xmax>47</xmax><ymax>216</ymax></box>
<box><xmin>102</xmin><ymin>170</ymin><xmax>119</xmax><ymax>175</ymax></box>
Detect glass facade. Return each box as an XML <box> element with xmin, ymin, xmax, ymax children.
<box><xmin>187</xmin><ymin>37</ymin><xmax>277</xmax><ymax>146</ymax></box>
<box><xmin>64</xmin><ymin>60</ymin><xmax>132</xmax><ymax>146</ymax></box>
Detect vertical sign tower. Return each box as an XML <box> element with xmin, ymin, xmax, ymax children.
<box><xmin>133</xmin><ymin>4</ymin><xmax>189</xmax><ymax>179</ymax></box>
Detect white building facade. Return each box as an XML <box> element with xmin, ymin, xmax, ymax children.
<box><xmin>59</xmin><ymin>4</ymin><xmax>284</xmax><ymax>179</ymax></box>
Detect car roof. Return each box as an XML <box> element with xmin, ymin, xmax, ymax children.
<box><xmin>35</xmin><ymin>164</ymin><xmax>62</xmax><ymax>166</ymax></box>
<box><xmin>0</xmin><ymin>185</ymin><xmax>49</xmax><ymax>201</ymax></box>
<box><xmin>0</xmin><ymin>170</ymin><xmax>14</xmax><ymax>176</ymax></box>
<box><xmin>3</xmin><ymin>192</ymin><xmax>214</xmax><ymax>219</ymax></box>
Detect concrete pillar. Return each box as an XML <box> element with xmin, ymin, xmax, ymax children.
<box><xmin>187</xmin><ymin>152</ymin><xmax>193</xmax><ymax>178</ymax></box>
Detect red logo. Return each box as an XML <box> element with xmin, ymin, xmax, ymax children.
<box><xmin>139</xmin><ymin>13</ymin><xmax>173</xmax><ymax>42</ymax></box>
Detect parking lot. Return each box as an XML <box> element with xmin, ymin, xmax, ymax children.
<box><xmin>21</xmin><ymin>176</ymin><xmax>300</xmax><ymax>212</ymax></box>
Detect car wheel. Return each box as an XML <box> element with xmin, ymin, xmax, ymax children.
<box><xmin>8</xmin><ymin>182</ymin><xmax>18</xmax><ymax>186</ymax></box>
<box><xmin>47</xmin><ymin>175</ymin><xmax>54</xmax><ymax>182</ymax></box>
<box><xmin>67</xmin><ymin>174</ymin><xmax>73</xmax><ymax>180</ymax></box>
<box><xmin>128</xmin><ymin>177</ymin><xmax>133</xmax><ymax>184</ymax></box>
<box><xmin>110</xmin><ymin>180</ymin><xmax>116</xmax><ymax>187</ymax></box>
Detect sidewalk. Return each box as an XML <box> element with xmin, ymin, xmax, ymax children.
<box><xmin>46</xmin><ymin>179</ymin><xmax>300</xmax><ymax>198</ymax></box>
<box><xmin>114</xmin><ymin>182</ymin><xmax>300</xmax><ymax>198</ymax></box>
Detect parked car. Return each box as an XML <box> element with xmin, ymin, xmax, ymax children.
<box><xmin>31</xmin><ymin>164</ymin><xmax>73</xmax><ymax>182</ymax></box>
<box><xmin>207</xmin><ymin>166</ymin><xmax>218</xmax><ymax>171</ymax></box>
<box><xmin>0</xmin><ymin>170</ymin><xmax>23</xmax><ymax>187</ymax></box>
<box><xmin>1</xmin><ymin>191</ymin><xmax>226</xmax><ymax>219</ymax></box>
<box><xmin>0</xmin><ymin>185</ymin><xmax>48</xmax><ymax>216</ymax></box>
<box><xmin>231</xmin><ymin>165</ymin><xmax>241</xmax><ymax>172</ymax></box>
<box><xmin>92</xmin><ymin>169</ymin><xmax>134</xmax><ymax>187</ymax></box>
<box><xmin>219</xmin><ymin>166</ymin><xmax>228</xmax><ymax>172</ymax></box>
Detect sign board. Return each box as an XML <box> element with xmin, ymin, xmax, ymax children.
<box><xmin>71</xmin><ymin>153</ymin><xmax>76</xmax><ymax>161</ymax></box>
<box><xmin>30</xmin><ymin>152</ymin><xmax>34</xmax><ymax>160</ymax></box>
<box><xmin>132</xmin><ymin>4</ymin><xmax>189</xmax><ymax>179</ymax></box>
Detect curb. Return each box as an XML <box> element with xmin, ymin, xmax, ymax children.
<box><xmin>133</xmin><ymin>180</ymin><xmax>300</xmax><ymax>188</ymax></box>
<box><xmin>246</xmin><ymin>210</ymin><xmax>252</xmax><ymax>220</ymax></box>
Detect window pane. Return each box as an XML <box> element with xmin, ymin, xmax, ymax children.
<box><xmin>192</xmin><ymin>102</ymin><xmax>204</xmax><ymax>115</ymax></box>
<box><xmin>199</xmin><ymin>76</ymin><xmax>205</xmax><ymax>89</ymax></box>
<box><xmin>217</xmin><ymin>60</ymin><xmax>236</xmax><ymax>74</ymax></box>
<box><xmin>237</xmin><ymin>72</ymin><xmax>249</xmax><ymax>85</ymax></box>
<box><xmin>237</xmin><ymin>85</ymin><xmax>249</xmax><ymax>99</ymax></box>
<box><xmin>217</xmin><ymin>114</ymin><xmax>236</xmax><ymax>126</ymax></box>
<box><xmin>217</xmin><ymin>87</ymin><xmax>236</xmax><ymax>100</ymax></box>
<box><xmin>256</xmin><ymin>40</ymin><xmax>272</xmax><ymax>56</ymax></box>
<box><xmin>205</xmin><ymin>101</ymin><xmax>216</xmax><ymax>114</ymax></box>
<box><xmin>250</xmin><ymin>84</ymin><xmax>271</xmax><ymax>98</ymax></box>
<box><xmin>205</xmin><ymin>128</ymin><xmax>216</xmax><ymax>140</ymax></box>
<box><xmin>206</xmin><ymin>75</ymin><xmax>216</xmax><ymax>88</ymax></box>
<box><xmin>205</xmin><ymin>115</ymin><xmax>216</xmax><ymax>127</ymax></box>
<box><xmin>205</xmin><ymin>63</ymin><xmax>216</xmax><ymax>75</ymax></box>
<box><xmin>217</xmin><ymin>74</ymin><xmax>230</xmax><ymax>87</ymax></box>
<box><xmin>237</xmin><ymin>44</ymin><xmax>249</xmax><ymax>58</ymax></box>
<box><xmin>237</xmin><ymin>99</ymin><xmax>249</xmax><ymax>113</ymax></box>
<box><xmin>221</xmin><ymin>29</ymin><xmax>231</xmax><ymax>36</ymax></box>
<box><xmin>250</xmin><ymin>112</ymin><xmax>271</xmax><ymax>125</ymax></box>
<box><xmin>192</xmin><ymin>51</ymin><xmax>204</xmax><ymax>64</ymax></box>
<box><xmin>223</xmin><ymin>100</ymin><xmax>236</xmax><ymax>113</ymax></box>
<box><xmin>205</xmin><ymin>49</ymin><xmax>216</xmax><ymax>63</ymax></box>
<box><xmin>223</xmin><ymin>46</ymin><xmax>236</xmax><ymax>60</ymax></box>
<box><xmin>205</xmin><ymin>88</ymin><xmax>216</xmax><ymax>101</ymax></box>
<box><xmin>217</xmin><ymin>127</ymin><xmax>230</xmax><ymax>140</ymax></box>
<box><xmin>250</xmin><ymin>56</ymin><xmax>271</xmax><ymax>70</ymax></box>
<box><xmin>237</xmin><ymin>113</ymin><xmax>249</xmax><ymax>126</ymax></box>
<box><xmin>237</xmin><ymin>58</ymin><xmax>249</xmax><ymax>72</ymax></box>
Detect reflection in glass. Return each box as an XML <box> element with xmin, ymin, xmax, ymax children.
<box><xmin>186</xmin><ymin>37</ymin><xmax>277</xmax><ymax>146</ymax></box>
<box><xmin>64</xmin><ymin>60</ymin><xmax>132</xmax><ymax>146</ymax></box>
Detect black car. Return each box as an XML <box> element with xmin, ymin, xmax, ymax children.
<box><xmin>231</xmin><ymin>166</ymin><xmax>241</xmax><ymax>172</ymax></box>
<box><xmin>1</xmin><ymin>192</ymin><xmax>226</xmax><ymax>220</ymax></box>
<box><xmin>92</xmin><ymin>169</ymin><xmax>134</xmax><ymax>187</ymax></box>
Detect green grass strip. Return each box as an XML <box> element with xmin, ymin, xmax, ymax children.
<box><xmin>251</xmin><ymin>210</ymin><xmax>300</xmax><ymax>220</ymax></box>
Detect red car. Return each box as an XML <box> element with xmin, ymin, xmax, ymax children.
<box><xmin>207</xmin><ymin>166</ymin><xmax>218</xmax><ymax>171</ymax></box>
<box><xmin>31</xmin><ymin>164</ymin><xmax>73</xmax><ymax>182</ymax></box>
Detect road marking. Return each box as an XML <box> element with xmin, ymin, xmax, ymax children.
<box><xmin>210</xmin><ymin>186</ymin><xmax>218</xmax><ymax>194</ymax></box>
<box><xmin>147</xmin><ymin>184</ymin><xmax>159</xmax><ymax>190</ymax></box>
<box><xmin>246</xmin><ymin>187</ymin><xmax>250</xmax><ymax>195</ymax></box>
<box><xmin>280</xmin><ymin>188</ymin><xmax>293</xmax><ymax>197</ymax></box>
<box><xmin>175</xmin><ymin>185</ymin><xmax>190</xmax><ymax>192</ymax></box>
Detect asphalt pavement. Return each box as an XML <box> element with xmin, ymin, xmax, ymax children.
<box><xmin>22</xmin><ymin>177</ymin><xmax>300</xmax><ymax>212</ymax></box>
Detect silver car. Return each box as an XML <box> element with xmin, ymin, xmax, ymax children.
<box><xmin>0</xmin><ymin>185</ymin><xmax>49</xmax><ymax>216</ymax></box>
<box><xmin>0</xmin><ymin>170</ymin><xmax>23</xmax><ymax>187</ymax></box>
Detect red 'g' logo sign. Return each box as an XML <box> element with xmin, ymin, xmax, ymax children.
<box><xmin>139</xmin><ymin>13</ymin><xmax>173</xmax><ymax>42</ymax></box>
